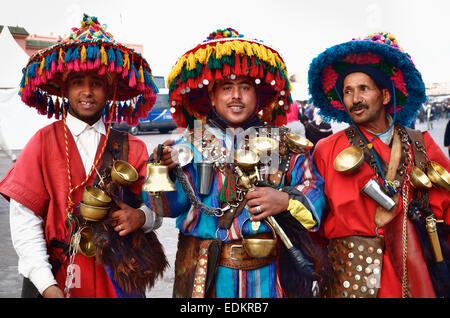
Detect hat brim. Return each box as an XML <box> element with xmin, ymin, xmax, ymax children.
<box><xmin>19</xmin><ymin>40</ymin><xmax>158</xmax><ymax>125</ymax></box>
<box><xmin>167</xmin><ymin>38</ymin><xmax>293</xmax><ymax>129</ymax></box>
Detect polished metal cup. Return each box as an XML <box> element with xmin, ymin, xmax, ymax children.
<box><xmin>197</xmin><ymin>162</ymin><xmax>214</xmax><ymax>195</ymax></box>
<box><xmin>362</xmin><ymin>179</ymin><xmax>396</xmax><ymax>211</ymax></box>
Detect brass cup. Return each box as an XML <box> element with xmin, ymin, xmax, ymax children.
<box><xmin>234</xmin><ymin>149</ymin><xmax>260</xmax><ymax>169</ymax></box>
<box><xmin>241</xmin><ymin>219</ymin><xmax>277</xmax><ymax>259</ymax></box>
<box><xmin>72</xmin><ymin>226</ymin><xmax>96</xmax><ymax>258</ymax></box>
<box><xmin>82</xmin><ymin>186</ymin><xmax>112</xmax><ymax>207</ymax></box>
<box><xmin>285</xmin><ymin>133</ymin><xmax>313</xmax><ymax>152</ymax></box>
<box><xmin>409</xmin><ymin>166</ymin><xmax>432</xmax><ymax>189</ymax></box>
<box><xmin>334</xmin><ymin>146</ymin><xmax>364</xmax><ymax>174</ymax></box>
<box><xmin>79</xmin><ymin>201</ymin><xmax>110</xmax><ymax>221</ymax></box>
<box><xmin>249</xmin><ymin>137</ymin><xmax>279</xmax><ymax>155</ymax></box>
<box><xmin>427</xmin><ymin>161</ymin><xmax>450</xmax><ymax>190</ymax></box>
<box><xmin>111</xmin><ymin>160</ymin><xmax>139</xmax><ymax>186</ymax></box>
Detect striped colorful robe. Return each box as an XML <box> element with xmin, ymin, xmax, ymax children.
<box><xmin>143</xmin><ymin>123</ymin><xmax>325</xmax><ymax>298</ymax></box>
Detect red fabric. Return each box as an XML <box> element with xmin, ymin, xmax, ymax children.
<box><xmin>312</xmin><ymin>129</ymin><xmax>449</xmax><ymax>298</ymax></box>
<box><xmin>286</xmin><ymin>101</ymin><xmax>299</xmax><ymax>123</ymax></box>
<box><xmin>0</xmin><ymin>120</ymin><xmax>149</xmax><ymax>298</ymax></box>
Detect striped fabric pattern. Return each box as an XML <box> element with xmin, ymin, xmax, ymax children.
<box><xmin>143</xmin><ymin>124</ymin><xmax>325</xmax><ymax>297</ymax></box>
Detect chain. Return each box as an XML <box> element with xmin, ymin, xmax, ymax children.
<box><xmin>172</xmin><ymin>165</ymin><xmax>224</xmax><ymax>217</ymax></box>
<box><xmin>64</xmin><ymin>226</ymin><xmax>82</xmax><ymax>298</ymax></box>
<box><xmin>400</xmin><ymin>136</ymin><xmax>413</xmax><ymax>299</ymax></box>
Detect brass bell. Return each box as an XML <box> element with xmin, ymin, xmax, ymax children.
<box><xmin>72</xmin><ymin>225</ymin><xmax>96</xmax><ymax>258</ymax></box>
<box><xmin>142</xmin><ymin>144</ymin><xmax>177</xmax><ymax>197</ymax></box>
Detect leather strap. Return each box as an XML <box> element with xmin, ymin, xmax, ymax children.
<box><xmin>192</xmin><ymin>240</ymin><xmax>212</xmax><ymax>298</ymax></box>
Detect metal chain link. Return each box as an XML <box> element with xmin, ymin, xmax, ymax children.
<box><xmin>64</xmin><ymin>227</ymin><xmax>82</xmax><ymax>298</ymax></box>
<box><xmin>401</xmin><ymin>180</ymin><xmax>409</xmax><ymax>298</ymax></box>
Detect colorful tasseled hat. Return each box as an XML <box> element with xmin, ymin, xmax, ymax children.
<box><xmin>19</xmin><ymin>14</ymin><xmax>158</xmax><ymax>125</ymax></box>
<box><xmin>308</xmin><ymin>32</ymin><xmax>426</xmax><ymax>126</ymax></box>
<box><xmin>167</xmin><ymin>28</ymin><xmax>293</xmax><ymax>129</ymax></box>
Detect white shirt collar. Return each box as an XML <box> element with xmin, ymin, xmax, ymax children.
<box><xmin>65</xmin><ymin>112</ymin><xmax>106</xmax><ymax>137</ymax></box>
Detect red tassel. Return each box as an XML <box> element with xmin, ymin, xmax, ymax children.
<box><xmin>222</xmin><ymin>63</ymin><xmax>231</xmax><ymax>77</ymax></box>
<box><xmin>233</xmin><ymin>54</ymin><xmax>241</xmax><ymax>76</ymax></box>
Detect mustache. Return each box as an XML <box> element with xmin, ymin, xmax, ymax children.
<box><xmin>349</xmin><ymin>103</ymin><xmax>369</xmax><ymax>113</ymax></box>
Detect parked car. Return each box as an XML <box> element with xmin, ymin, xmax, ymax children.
<box><xmin>112</xmin><ymin>89</ymin><xmax>177</xmax><ymax>135</ymax></box>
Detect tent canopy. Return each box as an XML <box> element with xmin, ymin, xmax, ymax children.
<box><xmin>0</xmin><ymin>26</ymin><xmax>29</xmax><ymax>88</ymax></box>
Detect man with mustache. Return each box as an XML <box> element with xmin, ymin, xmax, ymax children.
<box><xmin>309</xmin><ymin>33</ymin><xmax>449</xmax><ymax>298</ymax></box>
<box><xmin>0</xmin><ymin>15</ymin><xmax>167</xmax><ymax>298</ymax></box>
<box><xmin>143</xmin><ymin>28</ymin><xmax>328</xmax><ymax>298</ymax></box>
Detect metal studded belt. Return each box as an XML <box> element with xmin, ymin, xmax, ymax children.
<box><xmin>328</xmin><ymin>236</ymin><xmax>384</xmax><ymax>298</ymax></box>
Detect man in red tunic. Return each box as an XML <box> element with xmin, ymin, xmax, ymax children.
<box><xmin>0</xmin><ymin>15</ymin><xmax>166</xmax><ymax>298</ymax></box>
<box><xmin>308</xmin><ymin>32</ymin><xmax>450</xmax><ymax>298</ymax></box>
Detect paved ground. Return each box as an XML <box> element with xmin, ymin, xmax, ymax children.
<box><xmin>0</xmin><ymin>118</ymin><xmax>448</xmax><ymax>298</ymax></box>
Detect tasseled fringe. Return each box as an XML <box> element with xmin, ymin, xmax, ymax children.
<box><xmin>19</xmin><ymin>41</ymin><xmax>159</xmax><ymax>126</ymax></box>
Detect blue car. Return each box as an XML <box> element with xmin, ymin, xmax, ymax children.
<box><xmin>112</xmin><ymin>90</ymin><xmax>177</xmax><ymax>135</ymax></box>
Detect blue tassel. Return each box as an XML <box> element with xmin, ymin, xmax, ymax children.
<box><xmin>70</xmin><ymin>47</ymin><xmax>80</xmax><ymax>62</ymax></box>
<box><xmin>108</xmin><ymin>47</ymin><xmax>116</xmax><ymax>64</ymax></box>
<box><xmin>64</xmin><ymin>47</ymin><xmax>73</xmax><ymax>63</ymax></box>
<box><xmin>87</xmin><ymin>45</ymin><xmax>95</xmax><ymax>61</ymax></box>
<box><xmin>115</xmin><ymin>48</ymin><xmax>123</xmax><ymax>66</ymax></box>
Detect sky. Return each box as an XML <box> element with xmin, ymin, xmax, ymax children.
<box><xmin>1</xmin><ymin>0</ymin><xmax>450</xmax><ymax>97</ymax></box>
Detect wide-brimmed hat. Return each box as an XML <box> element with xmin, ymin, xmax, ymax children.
<box><xmin>167</xmin><ymin>28</ymin><xmax>293</xmax><ymax>128</ymax></box>
<box><xmin>308</xmin><ymin>32</ymin><xmax>426</xmax><ymax>126</ymax></box>
<box><xmin>19</xmin><ymin>14</ymin><xmax>158</xmax><ymax>125</ymax></box>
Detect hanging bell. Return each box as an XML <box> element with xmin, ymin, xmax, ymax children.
<box><xmin>142</xmin><ymin>144</ymin><xmax>177</xmax><ymax>197</ymax></box>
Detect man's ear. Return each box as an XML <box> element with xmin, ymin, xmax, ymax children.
<box><xmin>382</xmin><ymin>88</ymin><xmax>391</xmax><ymax>106</ymax></box>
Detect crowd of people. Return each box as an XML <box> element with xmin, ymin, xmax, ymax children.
<box><xmin>0</xmin><ymin>15</ymin><xmax>448</xmax><ymax>299</ymax></box>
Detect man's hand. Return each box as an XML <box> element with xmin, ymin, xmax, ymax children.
<box><xmin>42</xmin><ymin>285</ymin><xmax>64</xmax><ymax>298</ymax></box>
<box><xmin>245</xmin><ymin>187</ymin><xmax>289</xmax><ymax>221</ymax></box>
<box><xmin>111</xmin><ymin>198</ymin><xmax>146</xmax><ymax>236</ymax></box>
<box><xmin>152</xmin><ymin>139</ymin><xmax>177</xmax><ymax>169</ymax></box>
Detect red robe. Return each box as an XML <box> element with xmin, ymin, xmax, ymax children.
<box><xmin>313</xmin><ymin>128</ymin><xmax>449</xmax><ymax>298</ymax></box>
<box><xmin>0</xmin><ymin>120</ymin><xmax>148</xmax><ymax>298</ymax></box>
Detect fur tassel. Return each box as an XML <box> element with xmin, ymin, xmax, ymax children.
<box><xmin>93</xmin><ymin>222</ymin><xmax>168</xmax><ymax>296</ymax></box>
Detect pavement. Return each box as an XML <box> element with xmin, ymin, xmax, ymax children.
<box><xmin>0</xmin><ymin>118</ymin><xmax>448</xmax><ymax>298</ymax></box>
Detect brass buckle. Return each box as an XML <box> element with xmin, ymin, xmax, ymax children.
<box><xmin>230</xmin><ymin>244</ymin><xmax>244</xmax><ymax>261</ymax></box>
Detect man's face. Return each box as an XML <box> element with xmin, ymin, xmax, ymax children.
<box><xmin>209</xmin><ymin>76</ymin><xmax>257</xmax><ymax>127</ymax></box>
<box><xmin>66</xmin><ymin>72</ymin><xmax>108</xmax><ymax>125</ymax></box>
<box><xmin>342</xmin><ymin>72</ymin><xmax>391</xmax><ymax>130</ymax></box>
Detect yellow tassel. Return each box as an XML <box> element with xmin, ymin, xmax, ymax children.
<box><xmin>243</xmin><ymin>42</ymin><xmax>254</xmax><ymax>57</ymax></box>
<box><xmin>39</xmin><ymin>57</ymin><xmax>45</xmax><ymax>75</ymax></box>
<box><xmin>167</xmin><ymin>55</ymin><xmax>187</xmax><ymax>86</ymax></box>
<box><xmin>186</xmin><ymin>52</ymin><xmax>196</xmax><ymax>71</ymax></box>
<box><xmin>58</xmin><ymin>49</ymin><xmax>64</xmax><ymax>62</ymax></box>
<box><xmin>80</xmin><ymin>45</ymin><xmax>87</xmax><ymax>63</ymax></box>
<box><xmin>123</xmin><ymin>52</ymin><xmax>130</xmax><ymax>69</ymax></box>
<box><xmin>138</xmin><ymin>65</ymin><xmax>145</xmax><ymax>83</ymax></box>
<box><xmin>194</xmin><ymin>47</ymin><xmax>207</xmax><ymax>65</ymax></box>
<box><xmin>100</xmin><ymin>46</ymin><xmax>108</xmax><ymax>66</ymax></box>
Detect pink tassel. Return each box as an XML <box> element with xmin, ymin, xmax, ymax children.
<box><xmin>93</xmin><ymin>57</ymin><xmax>101</xmax><ymax>69</ymax></box>
<box><xmin>98</xmin><ymin>66</ymin><xmax>106</xmax><ymax>75</ymax></box>
<box><xmin>129</xmin><ymin>69</ymin><xmax>136</xmax><ymax>87</ymax></box>
<box><xmin>73</xmin><ymin>59</ymin><xmax>80</xmax><ymax>72</ymax></box>
<box><xmin>80</xmin><ymin>62</ymin><xmax>87</xmax><ymax>71</ymax></box>
<box><xmin>108</xmin><ymin>61</ymin><xmax>115</xmax><ymax>72</ymax></box>
<box><xmin>67</xmin><ymin>61</ymin><xmax>74</xmax><ymax>72</ymax></box>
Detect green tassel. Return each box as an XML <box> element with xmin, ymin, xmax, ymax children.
<box><xmin>219</xmin><ymin>167</ymin><xmax>236</xmax><ymax>202</ymax></box>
